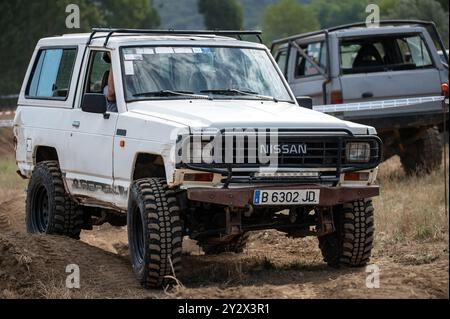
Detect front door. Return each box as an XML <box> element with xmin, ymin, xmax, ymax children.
<box><xmin>65</xmin><ymin>50</ymin><xmax>118</xmax><ymax>204</ymax></box>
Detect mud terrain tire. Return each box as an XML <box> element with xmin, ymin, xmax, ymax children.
<box><xmin>26</xmin><ymin>161</ymin><xmax>83</xmax><ymax>239</ymax></box>
<box><xmin>400</xmin><ymin>126</ymin><xmax>442</xmax><ymax>175</ymax></box>
<box><xmin>318</xmin><ymin>200</ymin><xmax>374</xmax><ymax>267</ymax></box>
<box><xmin>127</xmin><ymin>178</ymin><xmax>182</xmax><ymax>289</ymax></box>
<box><xmin>198</xmin><ymin>232</ymin><xmax>249</xmax><ymax>255</ymax></box>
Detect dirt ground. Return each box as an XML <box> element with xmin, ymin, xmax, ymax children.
<box><xmin>0</xmin><ymin>126</ymin><xmax>448</xmax><ymax>299</ymax></box>
<box><xmin>0</xmin><ymin>195</ymin><xmax>448</xmax><ymax>299</ymax></box>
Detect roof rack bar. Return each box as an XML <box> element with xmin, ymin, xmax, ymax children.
<box><xmin>87</xmin><ymin>28</ymin><xmax>263</xmax><ymax>46</ymax></box>
<box><xmin>271</xmin><ymin>19</ymin><xmax>438</xmax><ymax>47</ymax></box>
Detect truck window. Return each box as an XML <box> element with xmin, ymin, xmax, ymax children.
<box><xmin>295</xmin><ymin>42</ymin><xmax>327</xmax><ymax>78</ymax></box>
<box><xmin>340</xmin><ymin>34</ymin><xmax>433</xmax><ymax>74</ymax></box>
<box><xmin>397</xmin><ymin>36</ymin><xmax>432</xmax><ymax>67</ymax></box>
<box><xmin>26</xmin><ymin>48</ymin><xmax>76</xmax><ymax>99</ymax></box>
<box><xmin>87</xmin><ymin>51</ymin><xmax>110</xmax><ymax>93</ymax></box>
<box><xmin>274</xmin><ymin>49</ymin><xmax>288</xmax><ymax>75</ymax></box>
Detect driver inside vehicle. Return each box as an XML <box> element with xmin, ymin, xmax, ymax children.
<box><xmin>102</xmin><ymin>52</ymin><xmax>118</xmax><ymax>112</ymax></box>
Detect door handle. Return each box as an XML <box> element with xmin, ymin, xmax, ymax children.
<box><xmin>72</xmin><ymin>121</ymin><xmax>80</xmax><ymax>128</ymax></box>
<box><xmin>362</xmin><ymin>92</ymin><xmax>373</xmax><ymax>98</ymax></box>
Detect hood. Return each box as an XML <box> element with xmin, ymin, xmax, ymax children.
<box><xmin>127</xmin><ymin>99</ymin><xmax>374</xmax><ymax>135</ymax></box>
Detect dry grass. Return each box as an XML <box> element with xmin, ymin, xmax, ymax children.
<box><xmin>0</xmin><ymin>157</ymin><xmax>26</xmax><ymax>202</ymax></box>
<box><xmin>375</xmin><ymin>155</ymin><xmax>449</xmax><ymax>242</ymax></box>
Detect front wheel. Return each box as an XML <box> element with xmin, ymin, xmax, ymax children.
<box><xmin>127</xmin><ymin>178</ymin><xmax>183</xmax><ymax>289</ymax></box>
<box><xmin>318</xmin><ymin>200</ymin><xmax>374</xmax><ymax>267</ymax></box>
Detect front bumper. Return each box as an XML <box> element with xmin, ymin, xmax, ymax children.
<box><xmin>187</xmin><ymin>184</ymin><xmax>379</xmax><ymax>208</ymax></box>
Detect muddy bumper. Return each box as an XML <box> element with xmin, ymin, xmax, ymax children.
<box><xmin>187</xmin><ymin>185</ymin><xmax>379</xmax><ymax>208</ymax></box>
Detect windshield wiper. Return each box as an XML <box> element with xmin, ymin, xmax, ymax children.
<box><xmin>133</xmin><ymin>90</ymin><xmax>209</xmax><ymax>99</ymax></box>
<box><xmin>201</xmin><ymin>88</ymin><xmax>278</xmax><ymax>102</ymax></box>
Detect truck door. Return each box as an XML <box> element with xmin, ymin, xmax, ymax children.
<box><xmin>286</xmin><ymin>41</ymin><xmax>328</xmax><ymax>106</ymax></box>
<box><xmin>66</xmin><ymin>49</ymin><xmax>118</xmax><ymax>203</ymax></box>
<box><xmin>338</xmin><ymin>33</ymin><xmax>443</xmax><ymax>109</ymax></box>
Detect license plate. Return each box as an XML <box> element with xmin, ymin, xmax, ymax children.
<box><xmin>253</xmin><ymin>189</ymin><xmax>320</xmax><ymax>206</ymax></box>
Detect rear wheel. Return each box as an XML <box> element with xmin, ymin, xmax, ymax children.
<box><xmin>318</xmin><ymin>200</ymin><xmax>374</xmax><ymax>267</ymax></box>
<box><xmin>400</xmin><ymin>126</ymin><xmax>442</xmax><ymax>175</ymax></box>
<box><xmin>127</xmin><ymin>178</ymin><xmax>183</xmax><ymax>289</ymax></box>
<box><xmin>26</xmin><ymin>161</ymin><xmax>83</xmax><ymax>239</ymax></box>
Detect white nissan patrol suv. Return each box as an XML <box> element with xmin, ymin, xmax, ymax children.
<box><xmin>14</xmin><ymin>29</ymin><xmax>382</xmax><ymax>289</ymax></box>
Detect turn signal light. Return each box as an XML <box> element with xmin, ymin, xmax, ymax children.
<box><xmin>331</xmin><ymin>91</ymin><xmax>343</xmax><ymax>104</ymax></box>
<box><xmin>442</xmin><ymin>83</ymin><xmax>449</xmax><ymax>98</ymax></box>
<box><xmin>184</xmin><ymin>173</ymin><xmax>214</xmax><ymax>182</ymax></box>
<box><xmin>344</xmin><ymin>172</ymin><xmax>370</xmax><ymax>181</ymax></box>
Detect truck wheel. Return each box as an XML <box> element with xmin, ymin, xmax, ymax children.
<box><xmin>318</xmin><ymin>200</ymin><xmax>374</xmax><ymax>268</ymax></box>
<box><xmin>127</xmin><ymin>178</ymin><xmax>183</xmax><ymax>289</ymax></box>
<box><xmin>26</xmin><ymin>161</ymin><xmax>83</xmax><ymax>239</ymax></box>
<box><xmin>198</xmin><ymin>232</ymin><xmax>249</xmax><ymax>255</ymax></box>
<box><xmin>400</xmin><ymin>126</ymin><xmax>442</xmax><ymax>175</ymax></box>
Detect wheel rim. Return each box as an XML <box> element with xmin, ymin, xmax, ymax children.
<box><xmin>131</xmin><ymin>205</ymin><xmax>145</xmax><ymax>265</ymax></box>
<box><xmin>33</xmin><ymin>185</ymin><xmax>49</xmax><ymax>232</ymax></box>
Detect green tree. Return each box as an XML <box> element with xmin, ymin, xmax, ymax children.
<box><xmin>99</xmin><ymin>0</ymin><xmax>160</xmax><ymax>28</ymax></box>
<box><xmin>310</xmin><ymin>0</ymin><xmax>373</xmax><ymax>28</ymax></box>
<box><xmin>436</xmin><ymin>0</ymin><xmax>449</xmax><ymax>12</ymax></box>
<box><xmin>382</xmin><ymin>0</ymin><xmax>449</xmax><ymax>46</ymax></box>
<box><xmin>198</xmin><ymin>0</ymin><xmax>244</xmax><ymax>30</ymax></box>
<box><xmin>262</xmin><ymin>0</ymin><xmax>320</xmax><ymax>44</ymax></box>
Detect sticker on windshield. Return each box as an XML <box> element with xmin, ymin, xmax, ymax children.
<box><xmin>136</xmin><ymin>48</ymin><xmax>154</xmax><ymax>55</ymax></box>
<box><xmin>192</xmin><ymin>47</ymin><xmax>211</xmax><ymax>54</ymax></box>
<box><xmin>124</xmin><ymin>61</ymin><xmax>135</xmax><ymax>75</ymax></box>
<box><xmin>155</xmin><ymin>47</ymin><xmax>174</xmax><ymax>54</ymax></box>
<box><xmin>124</xmin><ymin>54</ymin><xmax>143</xmax><ymax>61</ymax></box>
<box><xmin>174</xmin><ymin>47</ymin><xmax>193</xmax><ymax>54</ymax></box>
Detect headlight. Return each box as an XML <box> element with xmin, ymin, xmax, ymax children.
<box><xmin>191</xmin><ymin>141</ymin><xmax>214</xmax><ymax>164</ymax></box>
<box><xmin>346</xmin><ymin>142</ymin><xmax>370</xmax><ymax>163</ymax></box>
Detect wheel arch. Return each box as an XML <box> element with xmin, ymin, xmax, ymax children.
<box><xmin>34</xmin><ymin>145</ymin><xmax>60</xmax><ymax>165</ymax></box>
<box><xmin>131</xmin><ymin>153</ymin><xmax>166</xmax><ymax>182</ymax></box>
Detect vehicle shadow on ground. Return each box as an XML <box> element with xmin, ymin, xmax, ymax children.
<box><xmin>177</xmin><ymin>254</ymin><xmax>364</xmax><ymax>289</ymax></box>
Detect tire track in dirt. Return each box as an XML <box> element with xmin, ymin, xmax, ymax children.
<box><xmin>0</xmin><ymin>193</ymin><xmax>160</xmax><ymax>298</ymax></box>
<box><xmin>0</xmin><ymin>196</ymin><xmax>26</xmax><ymax>232</ymax></box>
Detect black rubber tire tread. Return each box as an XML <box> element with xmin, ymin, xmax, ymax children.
<box><xmin>26</xmin><ymin>161</ymin><xmax>83</xmax><ymax>239</ymax></box>
<box><xmin>128</xmin><ymin>178</ymin><xmax>182</xmax><ymax>289</ymax></box>
<box><xmin>199</xmin><ymin>232</ymin><xmax>249</xmax><ymax>255</ymax></box>
<box><xmin>318</xmin><ymin>200</ymin><xmax>374</xmax><ymax>267</ymax></box>
<box><xmin>400</xmin><ymin>126</ymin><xmax>442</xmax><ymax>175</ymax></box>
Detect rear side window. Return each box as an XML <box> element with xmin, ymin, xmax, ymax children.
<box><xmin>398</xmin><ymin>36</ymin><xmax>432</xmax><ymax>67</ymax></box>
<box><xmin>340</xmin><ymin>34</ymin><xmax>433</xmax><ymax>75</ymax></box>
<box><xmin>26</xmin><ymin>48</ymin><xmax>77</xmax><ymax>99</ymax></box>
<box><xmin>295</xmin><ymin>42</ymin><xmax>327</xmax><ymax>78</ymax></box>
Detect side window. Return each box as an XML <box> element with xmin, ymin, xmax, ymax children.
<box><xmin>26</xmin><ymin>48</ymin><xmax>76</xmax><ymax>99</ymax></box>
<box><xmin>295</xmin><ymin>42</ymin><xmax>327</xmax><ymax>78</ymax></box>
<box><xmin>87</xmin><ymin>51</ymin><xmax>110</xmax><ymax>93</ymax></box>
<box><xmin>274</xmin><ymin>49</ymin><xmax>288</xmax><ymax>75</ymax></box>
<box><xmin>398</xmin><ymin>36</ymin><xmax>432</xmax><ymax>67</ymax></box>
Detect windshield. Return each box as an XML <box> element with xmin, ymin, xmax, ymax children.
<box><xmin>121</xmin><ymin>46</ymin><xmax>293</xmax><ymax>102</ymax></box>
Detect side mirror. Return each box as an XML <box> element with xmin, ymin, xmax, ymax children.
<box><xmin>296</xmin><ymin>96</ymin><xmax>313</xmax><ymax>109</ymax></box>
<box><xmin>81</xmin><ymin>93</ymin><xmax>107</xmax><ymax>114</ymax></box>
